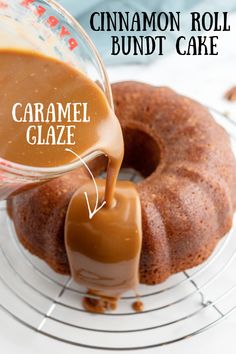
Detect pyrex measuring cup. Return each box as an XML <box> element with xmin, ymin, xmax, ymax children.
<box><xmin>0</xmin><ymin>0</ymin><xmax>113</xmax><ymax>200</ymax></box>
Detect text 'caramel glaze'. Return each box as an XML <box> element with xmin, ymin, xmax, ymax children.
<box><xmin>0</xmin><ymin>49</ymin><xmax>123</xmax><ymax>207</ymax></box>
<box><xmin>1</xmin><ymin>50</ymin><xmax>143</xmax><ymax>312</ymax></box>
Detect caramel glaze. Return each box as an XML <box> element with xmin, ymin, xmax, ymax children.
<box><xmin>65</xmin><ymin>180</ymin><xmax>142</xmax><ymax>306</ymax></box>
<box><xmin>1</xmin><ymin>50</ymin><xmax>143</xmax><ymax>312</ymax></box>
<box><xmin>0</xmin><ymin>49</ymin><xmax>123</xmax><ymax>207</ymax></box>
<box><xmin>83</xmin><ymin>291</ymin><xmax>118</xmax><ymax>314</ymax></box>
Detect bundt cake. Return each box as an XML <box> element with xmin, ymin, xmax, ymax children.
<box><xmin>7</xmin><ymin>81</ymin><xmax>236</xmax><ymax>285</ymax></box>
<box><xmin>7</xmin><ymin>168</ymin><xmax>91</xmax><ymax>274</ymax></box>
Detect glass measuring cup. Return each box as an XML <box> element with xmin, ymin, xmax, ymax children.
<box><xmin>0</xmin><ymin>0</ymin><xmax>113</xmax><ymax>200</ymax></box>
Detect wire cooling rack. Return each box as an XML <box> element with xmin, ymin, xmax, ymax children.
<box><xmin>0</xmin><ymin>108</ymin><xmax>236</xmax><ymax>351</ymax></box>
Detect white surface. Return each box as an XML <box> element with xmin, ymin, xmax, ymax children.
<box><xmin>1</xmin><ymin>13</ymin><xmax>236</xmax><ymax>354</ymax></box>
<box><xmin>0</xmin><ymin>313</ymin><xmax>235</xmax><ymax>354</ymax></box>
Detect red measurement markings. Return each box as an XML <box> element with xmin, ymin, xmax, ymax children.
<box><xmin>0</xmin><ymin>1</ymin><xmax>7</xmax><ymax>8</ymax></box>
<box><xmin>35</xmin><ymin>5</ymin><xmax>46</xmax><ymax>17</ymax></box>
<box><xmin>60</xmin><ymin>26</ymin><xmax>70</xmax><ymax>38</ymax></box>
<box><xmin>20</xmin><ymin>1</ymin><xmax>78</xmax><ymax>51</ymax></box>
<box><xmin>21</xmin><ymin>0</ymin><xmax>35</xmax><ymax>7</ymax></box>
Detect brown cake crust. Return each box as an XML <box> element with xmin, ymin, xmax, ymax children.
<box><xmin>8</xmin><ymin>82</ymin><xmax>236</xmax><ymax>285</ymax></box>
<box><xmin>7</xmin><ymin>168</ymin><xmax>90</xmax><ymax>274</ymax></box>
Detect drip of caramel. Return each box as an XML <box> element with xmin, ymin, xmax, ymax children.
<box><xmin>132</xmin><ymin>300</ymin><xmax>144</xmax><ymax>312</ymax></box>
<box><xmin>65</xmin><ymin>179</ymin><xmax>142</xmax><ymax>300</ymax></box>
<box><xmin>83</xmin><ymin>290</ymin><xmax>118</xmax><ymax>314</ymax></box>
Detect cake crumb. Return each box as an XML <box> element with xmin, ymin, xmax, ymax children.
<box><xmin>225</xmin><ymin>86</ymin><xmax>236</xmax><ymax>102</ymax></box>
<box><xmin>132</xmin><ymin>300</ymin><xmax>144</xmax><ymax>312</ymax></box>
<box><xmin>83</xmin><ymin>291</ymin><xmax>118</xmax><ymax>313</ymax></box>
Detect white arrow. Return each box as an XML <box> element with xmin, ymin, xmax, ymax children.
<box><xmin>65</xmin><ymin>148</ymin><xmax>106</xmax><ymax>219</ymax></box>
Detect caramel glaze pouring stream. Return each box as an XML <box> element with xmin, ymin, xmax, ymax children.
<box><xmin>0</xmin><ymin>49</ymin><xmax>143</xmax><ymax>312</ymax></box>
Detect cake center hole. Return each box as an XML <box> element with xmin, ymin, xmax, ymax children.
<box><xmin>122</xmin><ymin>128</ymin><xmax>160</xmax><ymax>178</ymax></box>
